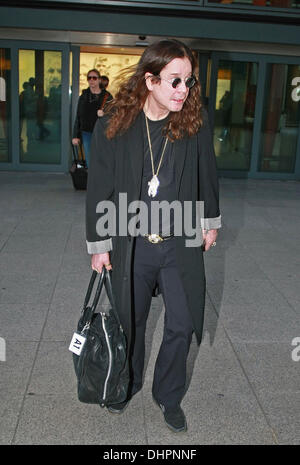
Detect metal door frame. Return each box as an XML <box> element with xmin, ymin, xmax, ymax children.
<box><xmin>0</xmin><ymin>39</ymin><xmax>70</xmax><ymax>172</ymax></box>
<box><xmin>209</xmin><ymin>51</ymin><xmax>300</xmax><ymax>179</ymax></box>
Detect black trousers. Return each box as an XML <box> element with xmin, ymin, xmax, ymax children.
<box><xmin>130</xmin><ymin>236</ymin><xmax>194</xmax><ymax>409</ymax></box>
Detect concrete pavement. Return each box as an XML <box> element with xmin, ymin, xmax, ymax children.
<box><xmin>0</xmin><ymin>171</ymin><xmax>299</xmax><ymax>445</ymax></box>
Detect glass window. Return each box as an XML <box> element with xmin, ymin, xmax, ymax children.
<box><xmin>213</xmin><ymin>60</ymin><xmax>258</xmax><ymax>170</ymax></box>
<box><xmin>0</xmin><ymin>48</ymin><xmax>11</xmax><ymax>163</ymax></box>
<box><xmin>207</xmin><ymin>0</ymin><xmax>300</xmax><ymax>9</ymax></box>
<box><xmin>259</xmin><ymin>63</ymin><xmax>300</xmax><ymax>173</ymax></box>
<box><xmin>19</xmin><ymin>49</ymin><xmax>62</xmax><ymax>164</ymax></box>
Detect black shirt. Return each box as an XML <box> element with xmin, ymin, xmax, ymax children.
<box><xmin>140</xmin><ymin>115</ymin><xmax>176</xmax><ymax>236</ymax></box>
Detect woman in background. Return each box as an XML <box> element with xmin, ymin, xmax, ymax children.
<box><xmin>72</xmin><ymin>68</ymin><xmax>112</xmax><ymax>167</ymax></box>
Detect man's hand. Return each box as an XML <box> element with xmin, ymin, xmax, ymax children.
<box><xmin>72</xmin><ymin>138</ymin><xmax>80</xmax><ymax>145</ymax></box>
<box><xmin>202</xmin><ymin>229</ymin><xmax>218</xmax><ymax>251</ymax></box>
<box><xmin>91</xmin><ymin>253</ymin><xmax>112</xmax><ymax>273</ymax></box>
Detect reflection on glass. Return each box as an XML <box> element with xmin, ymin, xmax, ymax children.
<box><xmin>0</xmin><ymin>48</ymin><xmax>11</xmax><ymax>163</ymax></box>
<box><xmin>259</xmin><ymin>64</ymin><xmax>300</xmax><ymax>173</ymax></box>
<box><xmin>19</xmin><ymin>49</ymin><xmax>62</xmax><ymax>164</ymax></box>
<box><xmin>207</xmin><ymin>0</ymin><xmax>299</xmax><ymax>8</ymax></box>
<box><xmin>69</xmin><ymin>51</ymin><xmax>72</xmax><ymax>98</ymax></box>
<box><xmin>214</xmin><ymin>60</ymin><xmax>258</xmax><ymax>170</ymax></box>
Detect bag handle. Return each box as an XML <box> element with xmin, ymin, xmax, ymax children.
<box><xmin>82</xmin><ymin>269</ymin><xmax>105</xmax><ymax>315</ymax></box>
<box><xmin>104</xmin><ymin>269</ymin><xmax>123</xmax><ymax>328</ymax></box>
<box><xmin>82</xmin><ymin>269</ymin><xmax>98</xmax><ymax>310</ymax></box>
<box><xmin>82</xmin><ymin>268</ymin><xmax>122</xmax><ymax>329</ymax></box>
<box><xmin>71</xmin><ymin>144</ymin><xmax>78</xmax><ymax>163</ymax></box>
<box><xmin>71</xmin><ymin>143</ymin><xmax>85</xmax><ymax>163</ymax></box>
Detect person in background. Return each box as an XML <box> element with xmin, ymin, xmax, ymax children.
<box><xmin>72</xmin><ymin>68</ymin><xmax>113</xmax><ymax>167</ymax></box>
<box><xmin>100</xmin><ymin>75</ymin><xmax>111</xmax><ymax>92</ymax></box>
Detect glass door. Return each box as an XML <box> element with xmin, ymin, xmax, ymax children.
<box><xmin>19</xmin><ymin>49</ymin><xmax>62</xmax><ymax>164</ymax></box>
<box><xmin>212</xmin><ymin>59</ymin><xmax>258</xmax><ymax>171</ymax></box>
<box><xmin>259</xmin><ymin>63</ymin><xmax>300</xmax><ymax>173</ymax></box>
<box><xmin>209</xmin><ymin>52</ymin><xmax>300</xmax><ymax>179</ymax></box>
<box><xmin>0</xmin><ymin>48</ymin><xmax>11</xmax><ymax>164</ymax></box>
<box><xmin>0</xmin><ymin>40</ymin><xmax>70</xmax><ymax>172</ymax></box>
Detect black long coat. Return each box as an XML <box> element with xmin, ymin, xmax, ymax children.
<box><xmin>86</xmin><ymin>110</ymin><xmax>220</xmax><ymax>347</ymax></box>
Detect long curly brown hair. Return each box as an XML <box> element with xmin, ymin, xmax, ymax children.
<box><xmin>105</xmin><ymin>39</ymin><xmax>203</xmax><ymax>140</ymax></box>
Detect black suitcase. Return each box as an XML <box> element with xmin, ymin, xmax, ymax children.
<box><xmin>70</xmin><ymin>144</ymin><xmax>87</xmax><ymax>190</ymax></box>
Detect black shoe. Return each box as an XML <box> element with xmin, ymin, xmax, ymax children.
<box><xmin>107</xmin><ymin>399</ymin><xmax>130</xmax><ymax>414</ymax></box>
<box><xmin>107</xmin><ymin>386</ymin><xmax>141</xmax><ymax>414</ymax></box>
<box><xmin>152</xmin><ymin>396</ymin><xmax>187</xmax><ymax>433</ymax></box>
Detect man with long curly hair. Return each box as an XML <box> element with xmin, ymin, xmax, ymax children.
<box><xmin>86</xmin><ymin>39</ymin><xmax>221</xmax><ymax>433</ymax></box>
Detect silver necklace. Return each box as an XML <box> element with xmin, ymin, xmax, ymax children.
<box><xmin>145</xmin><ymin>114</ymin><xmax>168</xmax><ymax>198</ymax></box>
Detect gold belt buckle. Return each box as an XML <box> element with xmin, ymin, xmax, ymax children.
<box><xmin>145</xmin><ymin>234</ymin><xmax>163</xmax><ymax>244</ymax></box>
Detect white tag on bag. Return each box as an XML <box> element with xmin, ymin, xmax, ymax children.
<box><xmin>69</xmin><ymin>333</ymin><xmax>86</xmax><ymax>356</ymax></box>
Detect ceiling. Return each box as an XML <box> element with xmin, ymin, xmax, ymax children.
<box><xmin>0</xmin><ymin>27</ymin><xmax>300</xmax><ymax>56</ymax></box>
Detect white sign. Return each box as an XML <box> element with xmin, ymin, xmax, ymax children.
<box><xmin>0</xmin><ymin>77</ymin><xmax>5</xmax><ymax>102</ymax></box>
<box><xmin>0</xmin><ymin>337</ymin><xmax>6</xmax><ymax>361</ymax></box>
<box><xmin>291</xmin><ymin>337</ymin><xmax>300</xmax><ymax>362</ymax></box>
<box><xmin>69</xmin><ymin>333</ymin><xmax>86</xmax><ymax>356</ymax></box>
<box><xmin>291</xmin><ymin>77</ymin><xmax>300</xmax><ymax>103</ymax></box>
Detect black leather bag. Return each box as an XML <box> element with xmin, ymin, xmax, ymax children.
<box><xmin>69</xmin><ymin>144</ymin><xmax>87</xmax><ymax>190</ymax></box>
<box><xmin>71</xmin><ymin>269</ymin><xmax>129</xmax><ymax>407</ymax></box>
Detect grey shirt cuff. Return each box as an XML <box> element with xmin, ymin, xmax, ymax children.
<box><xmin>86</xmin><ymin>238</ymin><xmax>112</xmax><ymax>254</ymax></box>
<box><xmin>201</xmin><ymin>215</ymin><xmax>222</xmax><ymax>230</ymax></box>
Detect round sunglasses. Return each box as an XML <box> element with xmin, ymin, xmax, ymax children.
<box><xmin>157</xmin><ymin>75</ymin><xmax>196</xmax><ymax>89</ymax></box>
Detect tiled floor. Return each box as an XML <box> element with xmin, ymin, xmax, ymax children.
<box><xmin>0</xmin><ymin>172</ymin><xmax>299</xmax><ymax>445</ymax></box>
